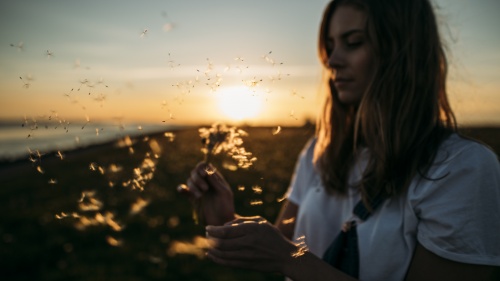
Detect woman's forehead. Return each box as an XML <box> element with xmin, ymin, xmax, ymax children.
<box><xmin>329</xmin><ymin>5</ymin><xmax>367</xmax><ymax>36</ymax></box>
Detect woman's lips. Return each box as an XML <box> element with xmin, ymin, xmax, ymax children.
<box><xmin>333</xmin><ymin>78</ymin><xmax>352</xmax><ymax>88</ymax></box>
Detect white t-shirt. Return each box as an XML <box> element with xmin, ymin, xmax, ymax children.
<box><xmin>287</xmin><ymin>134</ymin><xmax>500</xmax><ymax>281</ymax></box>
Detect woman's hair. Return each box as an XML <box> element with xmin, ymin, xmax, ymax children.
<box><xmin>314</xmin><ymin>0</ymin><xmax>457</xmax><ymax>203</ymax></box>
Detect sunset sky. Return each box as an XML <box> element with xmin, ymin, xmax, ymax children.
<box><xmin>1</xmin><ymin>0</ymin><xmax>499</xmax><ymax>127</ymax></box>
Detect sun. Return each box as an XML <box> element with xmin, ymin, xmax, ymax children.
<box><xmin>216</xmin><ymin>86</ymin><xmax>264</xmax><ymax>121</ymax></box>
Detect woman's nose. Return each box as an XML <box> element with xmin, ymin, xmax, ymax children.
<box><xmin>328</xmin><ymin>48</ymin><xmax>345</xmax><ymax>69</ymax></box>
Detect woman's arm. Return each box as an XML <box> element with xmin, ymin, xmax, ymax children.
<box><xmin>274</xmin><ymin>200</ymin><xmax>298</xmax><ymax>240</ymax></box>
<box><xmin>206</xmin><ymin>220</ymin><xmax>357</xmax><ymax>281</ymax></box>
<box><xmin>405</xmin><ymin>243</ymin><xmax>500</xmax><ymax>281</ymax></box>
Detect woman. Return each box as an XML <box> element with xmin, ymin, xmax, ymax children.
<box><xmin>182</xmin><ymin>0</ymin><xmax>500</xmax><ymax>280</ymax></box>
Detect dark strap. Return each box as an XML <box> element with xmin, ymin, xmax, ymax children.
<box><xmin>353</xmin><ymin>193</ymin><xmax>386</xmax><ymax>220</ymax></box>
<box><xmin>322</xmin><ymin>194</ymin><xmax>386</xmax><ymax>278</ymax></box>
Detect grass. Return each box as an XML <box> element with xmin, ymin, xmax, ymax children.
<box><xmin>0</xmin><ymin>125</ymin><xmax>497</xmax><ymax>281</ymax></box>
<box><xmin>0</xmin><ymin>125</ymin><xmax>315</xmax><ymax>281</ymax></box>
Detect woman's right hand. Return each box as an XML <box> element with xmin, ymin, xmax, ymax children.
<box><xmin>178</xmin><ymin>162</ymin><xmax>235</xmax><ymax>226</ymax></box>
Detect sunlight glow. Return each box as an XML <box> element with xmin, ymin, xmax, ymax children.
<box><xmin>216</xmin><ymin>86</ymin><xmax>264</xmax><ymax>121</ymax></box>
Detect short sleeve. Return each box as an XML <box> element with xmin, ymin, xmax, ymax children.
<box><xmin>409</xmin><ymin>140</ymin><xmax>500</xmax><ymax>266</ymax></box>
<box><xmin>286</xmin><ymin>138</ymin><xmax>317</xmax><ymax>205</ymax></box>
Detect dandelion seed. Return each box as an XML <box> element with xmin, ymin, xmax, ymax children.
<box><xmin>96</xmin><ymin>77</ymin><xmax>108</xmax><ymax>87</ymax></box>
<box><xmin>222</xmin><ymin>161</ymin><xmax>238</xmax><ymax>171</ymax></box>
<box><xmin>149</xmin><ymin>139</ymin><xmax>162</xmax><ymax>155</ymax></box>
<box><xmin>243</xmin><ymin>77</ymin><xmax>262</xmax><ymax>88</ymax></box>
<box><xmin>94</xmin><ymin>93</ymin><xmax>106</xmax><ymax>106</ymax></box>
<box><xmin>262</xmin><ymin>51</ymin><xmax>277</xmax><ymax>66</ymax></box>
<box><xmin>282</xmin><ymin>217</ymin><xmax>295</xmax><ymax>225</ymax></box>
<box><xmin>204</xmin><ymin>166</ymin><xmax>216</xmax><ymax>175</ymax></box>
<box><xmin>36</xmin><ymin>166</ymin><xmax>44</xmax><ymax>174</ymax></box>
<box><xmin>10</xmin><ymin>41</ymin><xmax>24</xmax><ymax>51</ymax></box>
<box><xmin>28</xmin><ymin>155</ymin><xmax>37</xmax><ymax>163</ymax></box>
<box><xmin>164</xmin><ymin>132</ymin><xmax>175</xmax><ymax>142</ymax></box>
<box><xmin>116</xmin><ymin>135</ymin><xmax>133</xmax><ymax>148</ymax></box>
<box><xmin>272</xmin><ymin>126</ymin><xmax>282</xmax><ymax>135</ymax></box>
<box><xmin>277</xmin><ymin>195</ymin><xmax>287</xmax><ymax>202</ymax></box>
<box><xmin>104</xmin><ymin>212</ymin><xmax>123</xmax><ymax>231</ymax></box>
<box><xmin>78</xmin><ymin>191</ymin><xmax>103</xmax><ymax>212</ymax></box>
<box><xmin>140</xmin><ymin>28</ymin><xmax>149</xmax><ymax>38</ymax></box>
<box><xmin>252</xmin><ymin>185</ymin><xmax>263</xmax><ymax>194</ymax></box>
<box><xmin>167</xmin><ymin>53</ymin><xmax>180</xmax><ymax>68</ymax></box>
<box><xmin>45</xmin><ymin>50</ymin><xmax>54</xmax><ymax>59</ymax></box>
<box><xmin>250</xmin><ymin>200</ymin><xmax>263</xmax><ymax>206</ymax></box>
<box><xmin>82</xmin><ymin>115</ymin><xmax>90</xmax><ymax>129</ymax></box>
<box><xmin>95</xmin><ymin>128</ymin><xmax>99</xmax><ymax>136</ymax></box>
<box><xmin>19</xmin><ymin>76</ymin><xmax>30</xmax><ymax>88</ymax></box>
<box><xmin>130</xmin><ymin>197</ymin><xmax>150</xmax><ymax>215</ymax></box>
<box><xmin>106</xmin><ymin>236</ymin><xmax>123</xmax><ymax>247</ymax></box>
<box><xmin>289</xmin><ymin>110</ymin><xmax>298</xmax><ymax>120</ymax></box>
<box><xmin>291</xmin><ymin>235</ymin><xmax>309</xmax><ymax>258</ymax></box>
<box><xmin>89</xmin><ymin>162</ymin><xmax>98</xmax><ymax>171</ymax></box>
<box><xmin>55</xmin><ymin>212</ymin><xmax>79</xmax><ymax>219</ymax></box>
<box><xmin>55</xmin><ymin>150</ymin><xmax>64</xmax><ymax>160</ymax></box>
<box><xmin>55</xmin><ymin>212</ymin><xmax>67</xmax><ymax>219</ymax></box>
<box><xmin>48</xmin><ymin>178</ymin><xmax>57</xmax><ymax>184</ymax></box>
<box><xmin>167</xmin><ymin>236</ymin><xmax>213</xmax><ymax>259</ymax></box>
<box><xmin>108</xmin><ymin>164</ymin><xmax>122</xmax><ymax>173</ymax></box>
<box><xmin>238</xmin><ymin>185</ymin><xmax>245</xmax><ymax>191</ymax></box>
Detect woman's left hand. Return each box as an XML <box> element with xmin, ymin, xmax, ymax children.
<box><xmin>205</xmin><ymin>217</ymin><xmax>298</xmax><ymax>273</ymax></box>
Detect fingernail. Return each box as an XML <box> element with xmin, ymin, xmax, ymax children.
<box><xmin>176</xmin><ymin>184</ymin><xmax>187</xmax><ymax>192</ymax></box>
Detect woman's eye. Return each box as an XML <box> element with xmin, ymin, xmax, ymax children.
<box><xmin>347</xmin><ymin>41</ymin><xmax>363</xmax><ymax>48</ymax></box>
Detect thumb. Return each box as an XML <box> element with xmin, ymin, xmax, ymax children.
<box><xmin>206</xmin><ymin>223</ymin><xmax>251</xmax><ymax>239</ymax></box>
<box><xmin>205</xmin><ymin>167</ymin><xmax>231</xmax><ymax>193</ymax></box>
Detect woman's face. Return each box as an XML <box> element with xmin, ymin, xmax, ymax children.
<box><xmin>326</xmin><ymin>5</ymin><xmax>375</xmax><ymax>105</ymax></box>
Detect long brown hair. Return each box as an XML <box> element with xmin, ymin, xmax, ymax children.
<box><xmin>314</xmin><ymin>0</ymin><xmax>457</xmax><ymax>203</ymax></box>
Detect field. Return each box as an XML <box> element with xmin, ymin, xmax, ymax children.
<box><xmin>0</xmin><ymin>125</ymin><xmax>498</xmax><ymax>281</ymax></box>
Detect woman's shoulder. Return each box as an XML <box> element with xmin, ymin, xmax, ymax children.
<box><xmin>433</xmin><ymin>132</ymin><xmax>498</xmax><ymax>170</ymax></box>
<box><xmin>409</xmin><ymin>132</ymin><xmax>500</xmax><ymax>199</ymax></box>
<box><xmin>408</xmin><ymin>133</ymin><xmax>500</xmax><ymax>265</ymax></box>
<box><xmin>298</xmin><ymin>136</ymin><xmax>317</xmax><ymax>163</ymax></box>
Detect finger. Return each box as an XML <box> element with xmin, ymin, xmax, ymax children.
<box><xmin>207</xmin><ymin>247</ymin><xmax>256</xmax><ymax>260</ymax></box>
<box><xmin>207</xmin><ymin>250</ymin><xmax>249</xmax><ymax>268</ymax></box>
<box><xmin>225</xmin><ymin>216</ymin><xmax>266</xmax><ymax>225</ymax></box>
<box><xmin>184</xmin><ymin>179</ymin><xmax>202</xmax><ymax>199</ymax></box>
<box><xmin>205</xmin><ymin>170</ymin><xmax>231</xmax><ymax>193</ymax></box>
<box><xmin>208</xmin><ymin>236</ymin><xmax>249</xmax><ymax>251</ymax></box>
<box><xmin>190</xmin><ymin>167</ymin><xmax>210</xmax><ymax>192</ymax></box>
<box><xmin>206</xmin><ymin>223</ymin><xmax>256</xmax><ymax>239</ymax></box>
<box><xmin>207</xmin><ymin>250</ymin><xmax>270</xmax><ymax>271</ymax></box>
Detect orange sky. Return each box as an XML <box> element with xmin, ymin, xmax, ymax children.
<box><xmin>1</xmin><ymin>0</ymin><xmax>499</xmax><ymax>127</ymax></box>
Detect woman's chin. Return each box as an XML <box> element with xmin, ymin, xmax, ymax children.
<box><xmin>337</xmin><ymin>91</ymin><xmax>362</xmax><ymax>105</ymax></box>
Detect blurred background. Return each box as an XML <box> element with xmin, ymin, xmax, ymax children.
<box><xmin>1</xmin><ymin>0</ymin><xmax>499</xmax><ymax>128</ymax></box>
